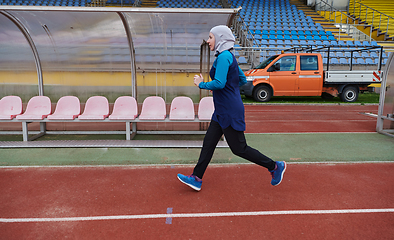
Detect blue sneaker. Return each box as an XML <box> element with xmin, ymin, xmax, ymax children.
<box><xmin>177</xmin><ymin>174</ymin><xmax>202</xmax><ymax>191</ymax></box>
<box><xmin>269</xmin><ymin>161</ymin><xmax>286</xmax><ymax>186</ymax></box>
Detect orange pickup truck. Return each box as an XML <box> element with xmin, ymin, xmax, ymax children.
<box><xmin>240</xmin><ymin>52</ymin><xmax>382</xmax><ymax>102</ymax></box>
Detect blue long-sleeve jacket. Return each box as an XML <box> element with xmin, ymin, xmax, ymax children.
<box><xmin>198</xmin><ymin>50</ymin><xmax>246</xmax><ymax>131</ymax></box>
<box><xmin>199</xmin><ymin>51</ymin><xmax>247</xmax><ymax>90</ymax></box>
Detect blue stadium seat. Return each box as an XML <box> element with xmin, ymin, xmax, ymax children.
<box><xmin>362</xmin><ymin>41</ymin><xmax>371</xmax><ymax>47</ymax></box>
<box><xmin>328</xmin><ymin>36</ymin><xmax>336</xmax><ymax>41</ymax></box>
<box><xmin>316</xmin><ymin>41</ymin><xmax>323</xmax><ymax>46</ymax></box>
<box><xmin>291</xmin><ymin>35</ymin><xmax>299</xmax><ymax>40</ymax></box>
<box><xmin>354</xmin><ymin>41</ymin><xmax>363</xmax><ymax>47</ymax></box>
<box><xmin>370</xmin><ymin>52</ymin><xmax>379</xmax><ymax>58</ymax></box>
<box><xmin>238</xmin><ymin>57</ymin><xmax>247</xmax><ymax>64</ymax></box>
<box><xmin>346</xmin><ymin>41</ymin><xmax>354</xmax><ymax>47</ymax></box>
<box><xmin>337</xmin><ymin>41</ymin><xmax>346</xmax><ymax>47</ymax></box>
<box><xmin>339</xmin><ymin>58</ymin><xmax>348</xmax><ymax>64</ymax></box>
<box><xmin>299</xmin><ymin>40</ymin><xmax>307</xmax><ymax>46</ymax></box>
<box><xmin>331</xmin><ymin>58</ymin><xmax>339</xmax><ymax>64</ymax></box>
<box><xmin>268</xmin><ymin>39</ymin><xmax>276</xmax><ymax>45</ymax></box>
<box><xmin>365</xmin><ymin>59</ymin><xmax>375</xmax><ymax>65</ymax></box>
<box><xmin>261</xmin><ymin>39</ymin><xmax>269</xmax><ymax>45</ymax></box>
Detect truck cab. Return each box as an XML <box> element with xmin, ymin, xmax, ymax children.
<box><xmin>240</xmin><ymin>53</ymin><xmax>324</xmax><ymax>102</ymax></box>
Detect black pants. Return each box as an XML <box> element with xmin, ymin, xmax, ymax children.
<box><xmin>193</xmin><ymin>120</ymin><xmax>276</xmax><ymax>179</ymax></box>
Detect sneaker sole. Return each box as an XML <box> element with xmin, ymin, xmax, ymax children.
<box><xmin>177</xmin><ymin>175</ymin><xmax>201</xmax><ymax>191</ymax></box>
<box><xmin>272</xmin><ymin>161</ymin><xmax>287</xmax><ymax>186</ymax></box>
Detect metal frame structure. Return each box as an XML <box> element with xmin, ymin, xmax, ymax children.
<box><xmin>0</xmin><ymin>6</ymin><xmax>240</xmax><ymax>98</ymax></box>
<box><xmin>0</xmin><ymin>6</ymin><xmax>241</xmax><ymax>147</ymax></box>
<box><xmin>377</xmin><ymin>52</ymin><xmax>394</xmax><ymax>138</ymax></box>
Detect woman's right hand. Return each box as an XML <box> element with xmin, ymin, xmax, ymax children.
<box><xmin>193</xmin><ymin>74</ymin><xmax>204</xmax><ymax>87</ymax></box>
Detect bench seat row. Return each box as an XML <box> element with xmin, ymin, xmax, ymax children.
<box><xmin>0</xmin><ymin>95</ymin><xmax>214</xmax><ymax>141</ymax></box>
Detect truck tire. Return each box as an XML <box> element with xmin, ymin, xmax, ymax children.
<box><xmin>340</xmin><ymin>86</ymin><xmax>359</xmax><ymax>102</ymax></box>
<box><xmin>253</xmin><ymin>85</ymin><xmax>272</xmax><ymax>102</ymax></box>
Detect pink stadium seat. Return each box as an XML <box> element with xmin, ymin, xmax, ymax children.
<box><xmin>47</xmin><ymin>96</ymin><xmax>80</xmax><ymax>120</ymax></box>
<box><xmin>78</xmin><ymin>96</ymin><xmax>109</xmax><ymax>120</ymax></box>
<box><xmin>0</xmin><ymin>96</ymin><xmax>22</xmax><ymax>119</ymax></box>
<box><xmin>198</xmin><ymin>96</ymin><xmax>214</xmax><ymax>120</ymax></box>
<box><xmin>16</xmin><ymin>96</ymin><xmax>51</xmax><ymax>120</ymax></box>
<box><xmin>139</xmin><ymin>96</ymin><xmax>166</xmax><ymax>120</ymax></box>
<box><xmin>169</xmin><ymin>96</ymin><xmax>195</xmax><ymax>120</ymax></box>
<box><xmin>109</xmin><ymin>96</ymin><xmax>138</xmax><ymax>120</ymax></box>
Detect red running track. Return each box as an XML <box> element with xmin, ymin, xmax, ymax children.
<box><xmin>0</xmin><ymin>163</ymin><xmax>393</xmax><ymax>239</ymax></box>
<box><xmin>244</xmin><ymin>104</ymin><xmax>378</xmax><ymax>133</ymax></box>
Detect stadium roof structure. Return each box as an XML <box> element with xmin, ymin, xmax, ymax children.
<box><xmin>0</xmin><ymin>6</ymin><xmax>241</xmax><ymax>98</ymax></box>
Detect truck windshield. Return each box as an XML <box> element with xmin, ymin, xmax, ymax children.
<box><xmin>254</xmin><ymin>55</ymin><xmax>279</xmax><ymax>69</ymax></box>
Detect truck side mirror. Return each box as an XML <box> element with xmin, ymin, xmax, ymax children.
<box><xmin>268</xmin><ymin>63</ymin><xmax>280</xmax><ymax>72</ymax></box>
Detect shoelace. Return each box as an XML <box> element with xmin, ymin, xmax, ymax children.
<box><xmin>187</xmin><ymin>174</ymin><xmax>202</xmax><ymax>182</ymax></box>
<box><xmin>270</xmin><ymin>164</ymin><xmax>278</xmax><ymax>178</ymax></box>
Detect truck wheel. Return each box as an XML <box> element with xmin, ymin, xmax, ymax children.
<box><xmin>253</xmin><ymin>85</ymin><xmax>272</xmax><ymax>102</ymax></box>
<box><xmin>340</xmin><ymin>86</ymin><xmax>359</xmax><ymax>102</ymax></box>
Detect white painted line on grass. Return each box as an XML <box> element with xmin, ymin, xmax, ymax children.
<box><xmin>1</xmin><ymin>208</ymin><xmax>393</xmax><ymax>223</ymax></box>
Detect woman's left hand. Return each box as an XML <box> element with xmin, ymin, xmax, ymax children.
<box><xmin>194</xmin><ymin>74</ymin><xmax>204</xmax><ymax>87</ymax></box>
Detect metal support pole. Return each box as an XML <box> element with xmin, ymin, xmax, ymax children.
<box><xmin>40</xmin><ymin>122</ymin><xmax>46</xmax><ymax>135</ymax></box>
<box><xmin>22</xmin><ymin>122</ymin><xmax>28</xmax><ymax>142</ymax></box>
<box><xmin>117</xmin><ymin>12</ymin><xmax>137</xmax><ymax>99</ymax></box>
<box><xmin>126</xmin><ymin>122</ymin><xmax>130</xmax><ymax>140</ymax></box>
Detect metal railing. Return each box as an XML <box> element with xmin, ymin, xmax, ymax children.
<box><xmin>315</xmin><ymin>0</ymin><xmax>375</xmax><ymax>42</ymax></box>
<box><xmin>133</xmin><ymin>0</ymin><xmax>141</xmax><ymax>7</ymax></box>
<box><xmin>231</xmin><ymin>13</ymin><xmax>261</xmax><ymax>67</ymax></box>
<box><xmin>350</xmin><ymin>0</ymin><xmax>394</xmax><ymax>39</ymax></box>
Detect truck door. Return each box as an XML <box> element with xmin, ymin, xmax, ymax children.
<box><xmin>269</xmin><ymin>55</ymin><xmax>297</xmax><ymax>96</ymax></box>
<box><xmin>297</xmin><ymin>55</ymin><xmax>322</xmax><ymax>96</ymax></box>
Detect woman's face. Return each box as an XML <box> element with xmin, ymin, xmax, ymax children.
<box><xmin>207</xmin><ymin>32</ymin><xmax>215</xmax><ymax>51</ymax></box>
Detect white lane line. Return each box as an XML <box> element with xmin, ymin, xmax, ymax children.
<box><xmin>1</xmin><ymin>208</ymin><xmax>393</xmax><ymax>223</ymax></box>
<box><xmin>0</xmin><ymin>161</ymin><xmax>393</xmax><ymax>169</ymax></box>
